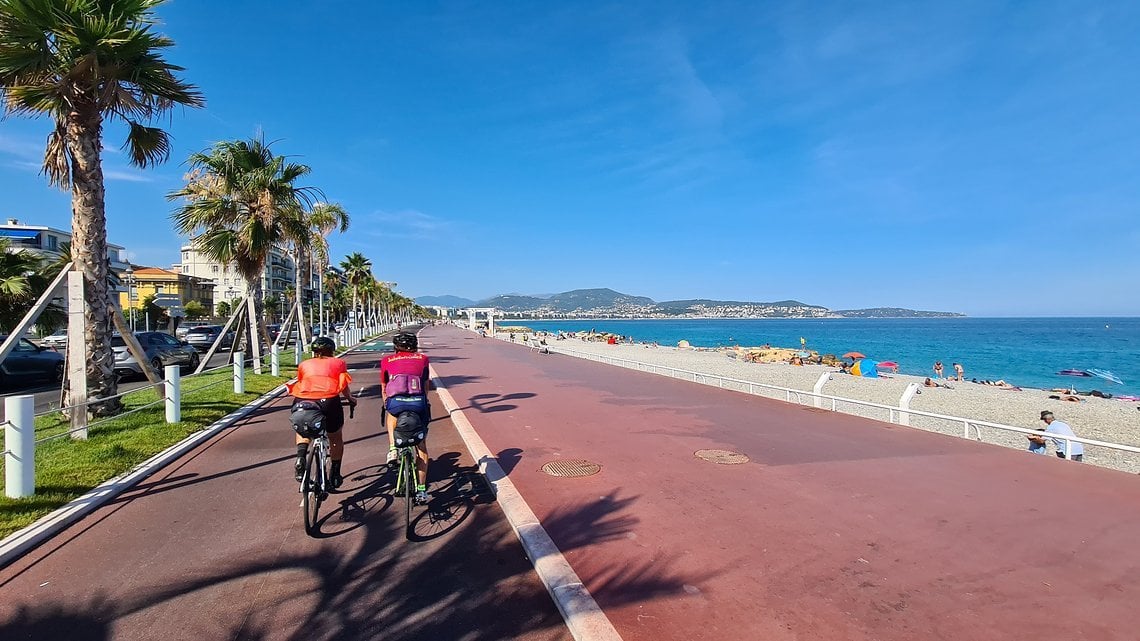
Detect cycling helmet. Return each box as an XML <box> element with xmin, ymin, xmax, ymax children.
<box><xmin>392</xmin><ymin>332</ymin><xmax>417</xmax><ymax>352</ymax></box>
<box><xmin>311</xmin><ymin>336</ymin><xmax>336</xmax><ymax>356</ymax></box>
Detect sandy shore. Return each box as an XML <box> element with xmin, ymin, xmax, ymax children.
<box><xmin>506</xmin><ymin>334</ymin><xmax>1140</xmax><ymax>475</ymax></box>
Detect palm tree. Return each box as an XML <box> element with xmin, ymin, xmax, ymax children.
<box><xmin>293</xmin><ymin>203</ymin><xmax>349</xmax><ymax>343</ymax></box>
<box><xmin>340</xmin><ymin>252</ymin><xmax>372</xmax><ymax>327</ymax></box>
<box><xmin>0</xmin><ymin>0</ymin><xmax>203</xmax><ymax>414</ymax></box>
<box><xmin>169</xmin><ymin>137</ymin><xmax>314</xmax><ymax>372</ymax></box>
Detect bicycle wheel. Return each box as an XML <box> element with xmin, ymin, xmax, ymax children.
<box><xmin>402</xmin><ymin>450</ymin><xmax>415</xmax><ymax>539</ymax></box>
<box><xmin>302</xmin><ymin>448</ymin><xmax>322</xmax><ymax>535</ymax></box>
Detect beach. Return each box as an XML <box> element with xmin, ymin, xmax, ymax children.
<box><xmin>507</xmin><ymin>333</ymin><xmax>1140</xmax><ymax>475</ymax></box>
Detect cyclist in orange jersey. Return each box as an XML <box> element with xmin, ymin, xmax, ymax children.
<box><xmin>286</xmin><ymin>337</ymin><xmax>357</xmax><ymax>488</ymax></box>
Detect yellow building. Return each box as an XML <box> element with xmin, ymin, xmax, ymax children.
<box><xmin>120</xmin><ymin>266</ymin><xmax>215</xmax><ymax>314</ymax></box>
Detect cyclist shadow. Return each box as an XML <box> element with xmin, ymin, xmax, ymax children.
<box><xmin>308</xmin><ymin>463</ymin><xmax>393</xmax><ymax>539</ymax></box>
<box><xmin>406</xmin><ymin>451</ymin><xmax>492</xmax><ymax>542</ymax></box>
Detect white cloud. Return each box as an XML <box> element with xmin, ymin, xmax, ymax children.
<box><xmin>361</xmin><ymin>209</ymin><xmax>452</xmax><ymax>239</ymax></box>
<box><xmin>103</xmin><ymin>169</ymin><xmax>153</xmax><ymax>183</ymax></box>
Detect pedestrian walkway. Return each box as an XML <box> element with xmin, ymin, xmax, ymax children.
<box><xmin>423</xmin><ymin>324</ymin><xmax>1140</xmax><ymax>641</ymax></box>
<box><xmin>0</xmin><ymin>338</ymin><xmax>572</xmax><ymax>641</ymax></box>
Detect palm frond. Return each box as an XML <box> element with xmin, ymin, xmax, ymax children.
<box><xmin>122</xmin><ymin>119</ymin><xmax>170</xmax><ymax>167</ymax></box>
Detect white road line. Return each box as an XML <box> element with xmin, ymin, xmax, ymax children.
<box><xmin>430</xmin><ymin>366</ymin><xmax>623</xmax><ymax>641</ymax></box>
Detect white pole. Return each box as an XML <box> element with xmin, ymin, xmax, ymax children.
<box><xmin>898</xmin><ymin>382</ymin><xmax>920</xmax><ymax>426</ymax></box>
<box><xmin>813</xmin><ymin>372</ymin><xmax>831</xmax><ymax>409</ymax></box>
<box><xmin>271</xmin><ymin>345</ymin><xmax>280</xmax><ymax>377</ymax></box>
<box><xmin>233</xmin><ymin>351</ymin><xmax>245</xmax><ymax>394</ymax></box>
<box><xmin>4</xmin><ymin>394</ymin><xmax>35</xmax><ymax>498</ymax></box>
<box><xmin>164</xmin><ymin>365</ymin><xmax>181</xmax><ymax>423</ymax></box>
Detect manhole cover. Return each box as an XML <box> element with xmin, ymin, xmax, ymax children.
<box><xmin>694</xmin><ymin>449</ymin><xmax>750</xmax><ymax>465</ymax></box>
<box><xmin>541</xmin><ymin>459</ymin><xmax>601</xmax><ymax>477</ymax></box>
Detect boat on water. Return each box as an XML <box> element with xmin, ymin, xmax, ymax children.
<box><xmin>1057</xmin><ymin>369</ymin><xmax>1092</xmax><ymax>377</ymax></box>
<box><xmin>1087</xmin><ymin>368</ymin><xmax>1125</xmax><ymax>385</ymax></box>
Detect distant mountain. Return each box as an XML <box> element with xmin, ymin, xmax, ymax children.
<box><xmin>416</xmin><ymin>288</ymin><xmax>963</xmax><ymax>318</ymax></box>
<box><xmin>834</xmin><ymin>307</ymin><xmax>965</xmax><ymax>318</ymax></box>
<box><xmin>479</xmin><ymin>294</ymin><xmax>547</xmax><ymax>311</ymax></box>
<box><xmin>544</xmin><ymin>288</ymin><xmax>654</xmax><ymax>311</ymax></box>
<box><xmin>415</xmin><ymin>295</ymin><xmax>476</xmax><ymax>307</ymax></box>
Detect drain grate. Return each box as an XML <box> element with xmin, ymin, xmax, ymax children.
<box><xmin>694</xmin><ymin>449</ymin><xmax>750</xmax><ymax>465</ymax></box>
<box><xmin>541</xmin><ymin>459</ymin><xmax>601</xmax><ymax>477</ymax></box>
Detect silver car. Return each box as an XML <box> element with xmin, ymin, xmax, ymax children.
<box><xmin>112</xmin><ymin>332</ymin><xmax>201</xmax><ymax>381</ymax></box>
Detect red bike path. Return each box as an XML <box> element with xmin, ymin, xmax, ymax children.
<box><xmin>3</xmin><ymin>324</ymin><xmax>1140</xmax><ymax>640</ymax></box>
<box><xmin>0</xmin><ymin>337</ymin><xmax>573</xmax><ymax>641</ymax></box>
<box><xmin>422</xmin><ymin>325</ymin><xmax>1140</xmax><ymax>641</ymax></box>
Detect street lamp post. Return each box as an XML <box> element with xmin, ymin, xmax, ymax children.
<box><xmin>124</xmin><ymin>265</ymin><xmax>136</xmax><ymax>331</ymax></box>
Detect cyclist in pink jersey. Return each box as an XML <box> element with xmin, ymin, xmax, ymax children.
<box><xmin>380</xmin><ymin>332</ymin><xmax>432</xmax><ymax>503</ymax></box>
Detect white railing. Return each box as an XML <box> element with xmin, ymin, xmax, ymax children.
<box><xmin>542</xmin><ymin>344</ymin><xmax>1140</xmax><ymax>464</ymax></box>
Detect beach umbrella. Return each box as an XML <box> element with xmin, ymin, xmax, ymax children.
<box><xmin>849</xmin><ymin>359</ymin><xmax>879</xmax><ymax>378</ymax></box>
<box><xmin>842</xmin><ymin>351</ymin><xmax>866</xmax><ymax>360</ymax></box>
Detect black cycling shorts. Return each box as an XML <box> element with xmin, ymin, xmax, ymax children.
<box><xmin>293</xmin><ymin>397</ymin><xmax>345</xmax><ymax>434</ymax></box>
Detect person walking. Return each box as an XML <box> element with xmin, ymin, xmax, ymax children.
<box><xmin>933</xmin><ymin>361</ymin><xmax>944</xmax><ymax>379</ymax></box>
<box><xmin>1028</xmin><ymin>411</ymin><xmax>1084</xmax><ymax>461</ymax></box>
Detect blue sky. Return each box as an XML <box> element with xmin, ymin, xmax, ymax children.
<box><xmin>2</xmin><ymin>1</ymin><xmax>1138</xmax><ymax>316</ymax></box>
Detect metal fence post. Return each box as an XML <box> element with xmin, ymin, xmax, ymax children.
<box><xmin>164</xmin><ymin>365</ymin><xmax>181</xmax><ymax>424</ymax></box>
<box><xmin>5</xmin><ymin>394</ymin><xmax>35</xmax><ymax>498</ymax></box>
<box><xmin>233</xmin><ymin>351</ymin><xmax>245</xmax><ymax>394</ymax></box>
<box><xmin>294</xmin><ymin>341</ymin><xmax>301</xmax><ymax>366</ymax></box>
<box><xmin>271</xmin><ymin>345</ymin><xmax>280</xmax><ymax>377</ymax></box>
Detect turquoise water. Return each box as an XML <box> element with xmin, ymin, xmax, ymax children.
<box><xmin>506</xmin><ymin>318</ymin><xmax>1140</xmax><ymax>396</ymax></box>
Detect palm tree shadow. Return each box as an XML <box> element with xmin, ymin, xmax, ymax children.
<box><xmin>42</xmin><ymin>485</ymin><xmax>710</xmax><ymax>640</ymax></box>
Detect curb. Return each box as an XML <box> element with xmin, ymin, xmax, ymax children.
<box><xmin>0</xmin><ymin>383</ymin><xmax>288</xmax><ymax>569</ymax></box>
<box><xmin>430</xmin><ymin>366</ymin><xmax>623</xmax><ymax>641</ymax></box>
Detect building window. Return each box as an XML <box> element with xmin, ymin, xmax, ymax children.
<box><xmin>223</xmin><ymin>278</ymin><xmax>229</xmax><ymax>285</ymax></box>
<box><xmin>155</xmin><ymin>285</ymin><xmax>164</xmax><ymax>294</ymax></box>
<box><xmin>212</xmin><ymin>265</ymin><xmax>220</xmax><ymax>273</ymax></box>
<box><xmin>46</xmin><ymin>235</ymin><xmax>58</xmax><ymax>250</ymax></box>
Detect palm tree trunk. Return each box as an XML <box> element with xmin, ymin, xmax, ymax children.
<box><xmin>243</xmin><ymin>279</ymin><xmax>270</xmax><ymax>374</ymax></box>
<box><xmin>67</xmin><ymin>108</ymin><xmax>121</xmax><ymax>416</ymax></box>
<box><xmin>293</xmin><ymin>248</ymin><xmax>310</xmax><ymax>347</ymax></box>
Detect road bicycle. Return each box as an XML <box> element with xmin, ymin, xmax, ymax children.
<box><xmin>299</xmin><ymin>401</ymin><xmax>354</xmax><ymax>535</ymax></box>
<box><xmin>384</xmin><ymin>406</ymin><xmax>427</xmax><ymax>540</ymax></box>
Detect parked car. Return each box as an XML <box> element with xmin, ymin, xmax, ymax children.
<box><xmin>39</xmin><ymin>329</ymin><xmax>69</xmax><ymax>349</ymax></box>
<box><xmin>175</xmin><ymin>321</ymin><xmax>212</xmax><ymax>340</ymax></box>
<box><xmin>112</xmin><ymin>332</ymin><xmax>200</xmax><ymax>381</ymax></box>
<box><xmin>0</xmin><ymin>335</ymin><xmax>65</xmax><ymax>388</ymax></box>
<box><xmin>183</xmin><ymin>325</ymin><xmax>234</xmax><ymax>352</ymax></box>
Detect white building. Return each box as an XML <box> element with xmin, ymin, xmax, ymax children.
<box><xmin>0</xmin><ymin>217</ymin><xmax>130</xmax><ymax>273</ymax></box>
<box><xmin>175</xmin><ymin>242</ymin><xmax>311</xmax><ymax>315</ymax></box>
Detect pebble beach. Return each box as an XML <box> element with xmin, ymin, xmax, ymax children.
<box><xmin>509</xmin><ymin>333</ymin><xmax>1140</xmax><ymax>475</ymax></box>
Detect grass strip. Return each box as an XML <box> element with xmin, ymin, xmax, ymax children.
<box><xmin>0</xmin><ymin>361</ymin><xmax>297</xmax><ymax>539</ymax></box>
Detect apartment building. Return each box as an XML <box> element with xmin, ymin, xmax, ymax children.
<box><xmin>119</xmin><ymin>266</ymin><xmax>214</xmax><ymax>313</ymax></box>
<box><xmin>176</xmin><ymin>243</ymin><xmax>311</xmax><ymax>314</ymax></box>
<box><xmin>0</xmin><ymin>217</ymin><xmax>130</xmax><ymax>273</ymax></box>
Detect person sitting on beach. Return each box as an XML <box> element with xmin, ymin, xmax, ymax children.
<box><xmin>1030</xmin><ymin>411</ymin><xmax>1084</xmax><ymax>461</ymax></box>
<box><xmin>1027</xmin><ymin>426</ymin><xmax>1048</xmax><ymax>455</ymax></box>
<box><xmin>924</xmin><ymin>377</ymin><xmax>938</xmax><ymax>387</ymax></box>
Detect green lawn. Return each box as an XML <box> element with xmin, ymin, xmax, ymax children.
<box><xmin>0</xmin><ymin>355</ymin><xmax>299</xmax><ymax>539</ymax></box>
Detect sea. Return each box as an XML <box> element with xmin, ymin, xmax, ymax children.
<box><xmin>501</xmin><ymin>318</ymin><xmax>1140</xmax><ymax>397</ymax></box>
